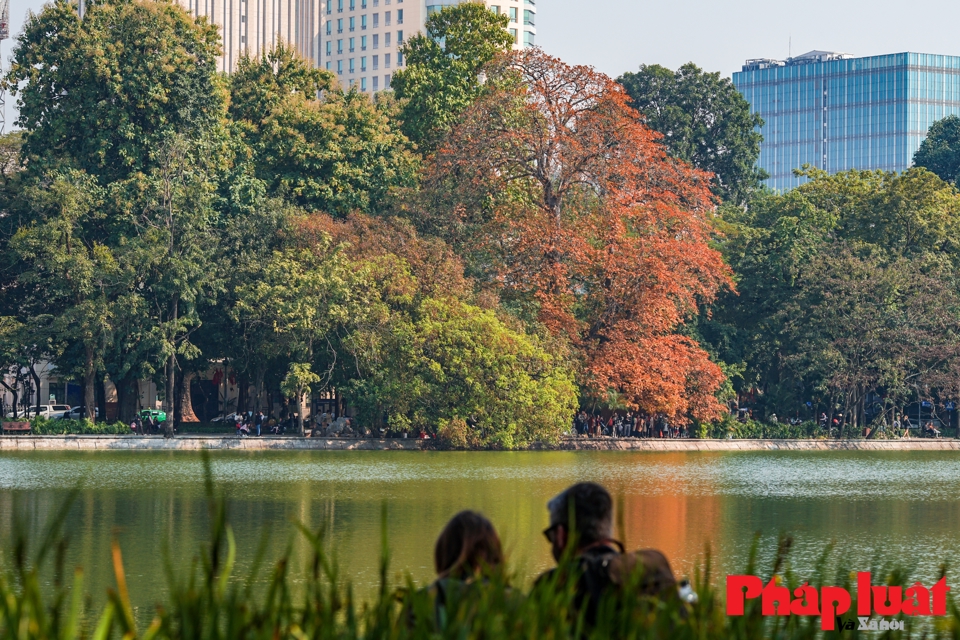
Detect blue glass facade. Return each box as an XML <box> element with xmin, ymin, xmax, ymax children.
<box><xmin>733</xmin><ymin>52</ymin><xmax>960</xmax><ymax>191</ymax></box>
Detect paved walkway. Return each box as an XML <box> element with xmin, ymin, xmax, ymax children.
<box><xmin>0</xmin><ymin>435</ymin><xmax>957</xmax><ymax>451</ymax></box>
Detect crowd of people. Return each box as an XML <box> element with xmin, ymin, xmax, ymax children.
<box><xmin>572</xmin><ymin>412</ymin><xmax>688</xmax><ymax>439</ymax></box>
<box><xmin>415</xmin><ymin>482</ymin><xmax>692</xmax><ymax>630</ymax></box>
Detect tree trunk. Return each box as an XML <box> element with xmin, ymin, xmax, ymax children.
<box><xmin>220</xmin><ymin>361</ymin><xmax>228</xmax><ymax>419</ymax></box>
<box><xmin>178</xmin><ymin>371</ymin><xmax>199</xmax><ymax>422</ymax></box>
<box><xmin>164</xmin><ymin>297</ymin><xmax>178</xmax><ymax>438</ymax></box>
<box><xmin>298</xmin><ymin>389</ymin><xmax>306</xmax><ymax>437</ymax></box>
<box><xmin>236</xmin><ymin>374</ymin><xmax>247</xmax><ymax>417</ymax></box>
<box><xmin>29</xmin><ymin>364</ymin><xmax>42</xmax><ymax>415</ymax></box>
<box><xmin>84</xmin><ymin>345</ymin><xmax>96</xmax><ymax>421</ymax></box>
<box><xmin>0</xmin><ymin>379</ymin><xmax>18</xmax><ymax>419</ymax></box>
<box><xmin>95</xmin><ymin>377</ymin><xmax>107</xmax><ymax>423</ymax></box>
<box><xmin>253</xmin><ymin>367</ymin><xmax>265</xmax><ymax>415</ymax></box>
<box><xmin>117</xmin><ymin>376</ymin><xmax>139</xmax><ymax>424</ymax></box>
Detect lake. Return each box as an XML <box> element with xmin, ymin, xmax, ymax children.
<box><xmin>0</xmin><ymin>449</ymin><xmax>958</xmax><ymax>620</ymax></box>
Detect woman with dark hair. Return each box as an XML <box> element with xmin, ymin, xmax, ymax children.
<box><xmin>408</xmin><ymin>511</ymin><xmax>509</xmax><ymax>630</ymax></box>
<box><xmin>433</xmin><ymin>511</ymin><xmax>504</xmax><ymax>580</ymax></box>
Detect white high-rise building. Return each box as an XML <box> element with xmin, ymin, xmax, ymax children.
<box><xmin>179</xmin><ymin>0</ymin><xmax>535</xmax><ymax>81</ymax></box>
<box><xmin>320</xmin><ymin>0</ymin><xmax>536</xmax><ymax>92</ymax></box>
<box><xmin>180</xmin><ymin>0</ymin><xmax>323</xmax><ymax>73</ymax></box>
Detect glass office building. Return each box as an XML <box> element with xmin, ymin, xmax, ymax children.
<box><xmin>733</xmin><ymin>51</ymin><xmax>960</xmax><ymax>191</ymax></box>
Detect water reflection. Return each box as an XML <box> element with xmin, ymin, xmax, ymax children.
<box><xmin>1</xmin><ymin>450</ymin><xmax>960</xmax><ymax>619</ymax></box>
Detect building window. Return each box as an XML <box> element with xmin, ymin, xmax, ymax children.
<box><xmin>349</xmin><ymin>16</ymin><xmax>355</xmax><ymax>31</ymax></box>
<box><xmin>361</xmin><ymin>56</ymin><xmax>367</xmax><ymax>71</ymax></box>
<box><xmin>327</xmin><ymin>0</ymin><xmax>332</xmax><ymax>13</ymax></box>
<box><xmin>337</xmin><ymin>18</ymin><xmax>343</xmax><ymax>32</ymax></box>
<box><xmin>385</xmin><ymin>53</ymin><xmax>391</xmax><ymax>68</ymax></box>
<box><xmin>349</xmin><ymin>58</ymin><xmax>355</xmax><ymax>73</ymax></box>
<box><xmin>524</xmin><ymin>30</ymin><xmax>534</xmax><ymax>47</ymax></box>
<box><xmin>337</xmin><ymin>39</ymin><xmax>343</xmax><ymax>53</ymax></box>
<box><xmin>361</xmin><ymin>14</ymin><xmax>367</xmax><ymax>29</ymax></box>
<box><xmin>326</xmin><ymin>41</ymin><xmax>332</xmax><ymax>55</ymax></box>
<box><xmin>397</xmin><ymin>50</ymin><xmax>403</xmax><ymax>66</ymax></box>
<box><xmin>349</xmin><ymin>79</ymin><xmax>355</xmax><ymax>87</ymax></box>
<box><xmin>397</xmin><ymin>8</ymin><xmax>403</xmax><ymax>24</ymax></box>
<box><xmin>509</xmin><ymin>28</ymin><xmax>517</xmax><ymax>44</ymax></box>
<box><xmin>373</xmin><ymin>76</ymin><xmax>379</xmax><ymax>91</ymax></box>
<box><xmin>349</xmin><ymin>0</ymin><xmax>354</xmax><ymax>9</ymax></box>
<box><xmin>361</xmin><ymin>35</ymin><xmax>367</xmax><ymax>50</ymax></box>
<box><xmin>397</xmin><ymin>30</ymin><xmax>403</xmax><ymax>44</ymax></box>
<box><xmin>337</xmin><ymin>0</ymin><xmax>343</xmax><ymax>11</ymax></box>
<box><xmin>385</xmin><ymin>73</ymin><xmax>391</xmax><ymax>89</ymax></box>
<box><xmin>373</xmin><ymin>13</ymin><xmax>379</xmax><ymax>27</ymax></box>
<box><xmin>361</xmin><ymin>77</ymin><xmax>367</xmax><ymax>91</ymax></box>
<box><xmin>373</xmin><ymin>54</ymin><xmax>379</xmax><ymax>69</ymax></box>
<box><xmin>373</xmin><ymin>0</ymin><xmax>378</xmax><ymax>5</ymax></box>
<box><xmin>373</xmin><ymin>34</ymin><xmax>379</xmax><ymax>48</ymax></box>
<box><xmin>490</xmin><ymin>5</ymin><xmax>499</xmax><ymax>13</ymax></box>
<box><xmin>523</xmin><ymin>10</ymin><xmax>534</xmax><ymax>26</ymax></box>
<box><xmin>361</xmin><ymin>0</ymin><xmax>366</xmax><ymax>7</ymax></box>
<box><xmin>326</xmin><ymin>61</ymin><xmax>332</xmax><ymax>70</ymax></box>
<box><xmin>337</xmin><ymin>60</ymin><xmax>343</xmax><ymax>74</ymax></box>
<box><xmin>349</xmin><ymin>37</ymin><xmax>355</xmax><ymax>52</ymax></box>
<box><xmin>240</xmin><ymin>15</ymin><xmax>246</xmax><ymax>22</ymax></box>
<box><xmin>509</xmin><ymin>7</ymin><xmax>517</xmax><ymax>22</ymax></box>
<box><xmin>385</xmin><ymin>10</ymin><xmax>391</xmax><ymax>25</ymax></box>
<box><xmin>326</xmin><ymin>21</ymin><xmax>332</xmax><ymax>35</ymax></box>
<box><xmin>385</xmin><ymin>32</ymin><xmax>391</xmax><ymax>46</ymax></box>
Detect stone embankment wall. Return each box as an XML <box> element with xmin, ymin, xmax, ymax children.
<box><xmin>1</xmin><ymin>436</ymin><xmax>959</xmax><ymax>452</ymax></box>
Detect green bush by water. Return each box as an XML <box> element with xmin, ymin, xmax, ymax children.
<box><xmin>26</xmin><ymin>416</ymin><xmax>130</xmax><ymax>435</ymax></box>
<box><xmin>698</xmin><ymin>416</ymin><xmax>831</xmax><ymax>440</ymax></box>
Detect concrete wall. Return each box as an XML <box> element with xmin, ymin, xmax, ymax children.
<box><xmin>2</xmin><ymin>436</ymin><xmax>959</xmax><ymax>452</ymax></box>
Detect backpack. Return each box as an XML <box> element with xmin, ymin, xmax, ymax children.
<box><xmin>576</xmin><ymin>546</ymin><xmax>679</xmax><ymax>626</ymax></box>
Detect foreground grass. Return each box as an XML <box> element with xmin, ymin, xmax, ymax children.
<box><xmin>3</xmin><ymin>463</ymin><xmax>960</xmax><ymax>638</ymax></box>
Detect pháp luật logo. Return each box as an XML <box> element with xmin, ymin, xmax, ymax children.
<box><xmin>726</xmin><ymin>572</ymin><xmax>949</xmax><ymax>631</ymax></box>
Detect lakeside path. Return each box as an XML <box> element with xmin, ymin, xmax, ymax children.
<box><xmin>2</xmin><ymin>436</ymin><xmax>960</xmax><ymax>451</ymax></box>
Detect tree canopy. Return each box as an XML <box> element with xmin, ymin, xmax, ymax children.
<box><xmin>703</xmin><ymin>167</ymin><xmax>960</xmax><ymax>430</ymax></box>
<box><xmin>420</xmin><ymin>49</ymin><xmax>732</xmax><ymax>423</ymax></box>
<box><xmin>617</xmin><ymin>63</ymin><xmax>766</xmax><ymax>204</ymax></box>
<box><xmin>231</xmin><ymin>45</ymin><xmax>418</xmax><ymax>217</ymax></box>
<box><xmin>914</xmin><ymin>115</ymin><xmax>960</xmax><ymax>188</ymax></box>
<box><xmin>391</xmin><ymin>3</ymin><xmax>513</xmax><ymax>151</ymax></box>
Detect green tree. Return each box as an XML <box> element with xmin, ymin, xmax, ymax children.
<box><xmin>346</xmin><ymin>297</ymin><xmax>577</xmax><ymax>448</ymax></box>
<box><xmin>4</xmin><ymin>0</ymin><xmax>229</xmax><ymax>427</ymax></box>
<box><xmin>617</xmin><ymin>63</ymin><xmax>766</xmax><ymax>204</ymax></box>
<box><xmin>235</xmin><ymin>242</ymin><xmax>375</xmax><ymax>435</ymax></box>
<box><xmin>256</xmin><ymin>90</ymin><xmax>417</xmax><ymax>216</ymax></box>
<box><xmin>9</xmin><ymin>172</ymin><xmax>118</xmax><ymax>420</ymax></box>
<box><xmin>231</xmin><ymin>45</ymin><xmax>417</xmax><ymax>217</ymax></box>
<box><xmin>229</xmin><ymin>42</ymin><xmax>334</xmax><ymax>125</ymax></box>
<box><xmin>391</xmin><ymin>2</ymin><xmax>512</xmax><ymax>151</ymax></box>
<box><xmin>703</xmin><ymin>167</ymin><xmax>960</xmax><ymax>424</ymax></box>
<box><xmin>914</xmin><ymin>115</ymin><xmax>960</xmax><ymax>188</ymax></box>
<box><xmin>5</xmin><ymin>0</ymin><xmax>224</xmax><ymax>183</ymax></box>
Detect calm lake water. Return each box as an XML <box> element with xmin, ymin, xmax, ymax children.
<box><xmin>1</xmin><ymin>450</ymin><xmax>959</xmax><ymax>619</ymax></box>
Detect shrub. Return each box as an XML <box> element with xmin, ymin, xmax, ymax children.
<box><xmin>27</xmin><ymin>416</ymin><xmax>130</xmax><ymax>435</ymax></box>
<box><xmin>699</xmin><ymin>415</ymin><xmax>829</xmax><ymax>439</ymax></box>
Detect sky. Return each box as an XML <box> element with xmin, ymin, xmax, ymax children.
<box><xmin>535</xmin><ymin>0</ymin><xmax>960</xmax><ymax>80</ymax></box>
<box><xmin>2</xmin><ymin>0</ymin><xmax>960</xmax><ymax>126</ymax></box>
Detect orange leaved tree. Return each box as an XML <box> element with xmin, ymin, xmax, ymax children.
<box><xmin>422</xmin><ymin>49</ymin><xmax>732</xmax><ymax>422</ymax></box>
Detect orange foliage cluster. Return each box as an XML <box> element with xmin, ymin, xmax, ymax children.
<box><xmin>427</xmin><ymin>50</ymin><xmax>733</xmax><ymax>422</ymax></box>
<box><xmin>292</xmin><ymin>212</ymin><xmax>477</xmax><ymax>301</ymax></box>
